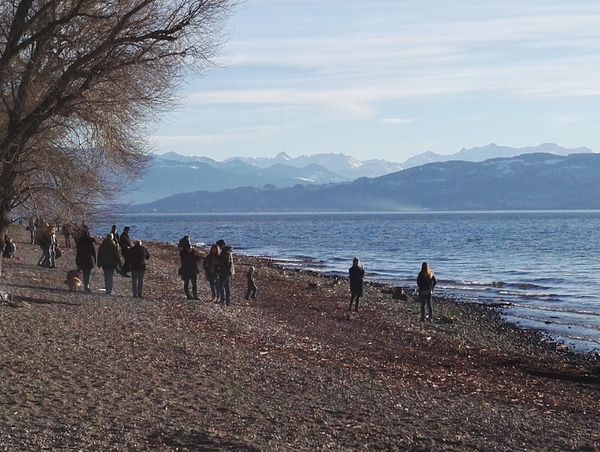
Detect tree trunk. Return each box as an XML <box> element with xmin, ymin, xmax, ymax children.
<box><xmin>0</xmin><ymin>199</ymin><xmax>7</xmax><ymax>278</ymax></box>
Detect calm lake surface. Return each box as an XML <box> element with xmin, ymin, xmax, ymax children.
<box><xmin>95</xmin><ymin>211</ymin><xmax>600</xmax><ymax>353</ymax></box>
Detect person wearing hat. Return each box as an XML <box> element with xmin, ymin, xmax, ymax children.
<box><xmin>348</xmin><ymin>257</ymin><xmax>365</xmax><ymax>312</ymax></box>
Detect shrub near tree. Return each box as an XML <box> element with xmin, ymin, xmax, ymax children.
<box><xmin>0</xmin><ymin>0</ymin><xmax>232</xmax><ymax>238</ymax></box>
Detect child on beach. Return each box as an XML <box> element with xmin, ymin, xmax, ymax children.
<box><xmin>417</xmin><ymin>262</ymin><xmax>437</xmax><ymax>321</ymax></box>
<box><xmin>245</xmin><ymin>266</ymin><xmax>257</xmax><ymax>300</ymax></box>
<box><xmin>349</xmin><ymin>257</ymin><xmax>364</xmax><ymax>312</ymax></box>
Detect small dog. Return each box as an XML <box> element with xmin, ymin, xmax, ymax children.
<box><xmin>65</xmin><ymin>269</ymin><xmax>82</xmax><ymax>292</ymax></box>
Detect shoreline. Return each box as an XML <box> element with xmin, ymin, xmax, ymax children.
<box><xmin>1</xmin><ymin>226</ymin><xmax>599</xmax><ymax>450</ymax></box>
<box><xmin>224</xmin><ymin>249</ymin><xmax>600</xmax><ymax>358</ymax></box>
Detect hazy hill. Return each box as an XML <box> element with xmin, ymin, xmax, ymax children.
<box><xmin>402</xmin><ymin>143</ymin><xmax>594</xmax><ymax>168</ymax></box>
<box><xmin>119</xmin><ymin>151</ymin><xmax>404</xmax><ymax>203</ymax></box>
<box><xmin>130</xmin><ymin>153</ymin><xmax>600</xmax><ymax>212</ymax></box>
<box><xmin>119</xmin><ymin>155</ymin><xmax>348</xmax><ymax>203</ymax></box>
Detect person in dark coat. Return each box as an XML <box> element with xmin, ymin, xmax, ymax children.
<box><xmin>129</xmin><ymin>240</ymin><xmax>150</xmax><ymax>298</ymax></box>
<box><xmin>216</xmin><ymin>245</ymin><xmax>235</xmax><ymax>305</ymax></box>
<box><xmin>349</xmin><ymin>257</ymin><xmax>364</xmax><ymax>312</ymax></box>
<box><xmin>97</xmin><ymin>233</ymin><xmax>122</xmax><ymax>295</ymax></box>
<box><xmin>203</xmin><ymin>245</ymin><xmax>220</xmax><ymax>301</ymax></box>
<box><xmin>75</xmin><ymin>227</ymin><xmax>97</xmax><ymax>292</ymax></box>
<box><xmin>2</xmin><ymin>235</ymin><xmax>16</xmax><ymax>259</ymax></box>
<box><xmin>37</xmin><ymin>228</ymin><xmax>51</xmax><ymax>267</ymax></box>
<box><xmin>417</xmin><ymin>262</ymin><xmax>437</xmax><ymax>322</ymax></box>
<box><xmin>178</xmin><ymin>235</ymin><xmax>191</xmax><ymax>249</ymax></box>
<box><xmin>119</xmin><ymin>226</ymin><xmax>133</xmax><ymax>276</ymax></box>
<box><xmin>179</xmin><ymin>243</ymin><xmax>201</xmax><ymax>299</ymax></box>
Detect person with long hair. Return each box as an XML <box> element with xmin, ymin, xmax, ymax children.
<box><xmin>417</xmin><ymin>262</ymin><xmax>437</xmax><ymax>321</ymax></box>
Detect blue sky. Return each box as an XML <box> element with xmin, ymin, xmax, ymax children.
<box><xmin>149</xmin><ymin>0</ymin><xmax>600</xmax><ymax>161</ymax></box>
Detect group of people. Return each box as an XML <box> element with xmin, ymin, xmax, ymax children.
<box><xmin>178</xmin><ymin>237</ymin><xmax>256</xmax><ymax>305</ymax></box>
<box><xmin>348</xmin><ymin>258</ymin><xmax>437</xmax><ymax>321</ymax></box>
<box><xmin>27</xmin><ymin>217</ymin><xmax>438</xmax><ymax>317</ymax></box>
<box><xmin>77</xmin><ymin>225</ymin><xmax>150</xmax><ymax>298</ymax></box>
<box><xmin>32</xmin><ymin>221</ymin><xmax>150</xmax><ymax>298</ymax></box>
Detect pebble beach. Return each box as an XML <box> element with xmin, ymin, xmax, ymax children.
<box><xmin>0</xmin><ymin>226</ymin><xmax>598</xmax><ymax>451</ymax></box>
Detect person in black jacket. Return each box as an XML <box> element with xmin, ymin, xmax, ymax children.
<box><xmin>75</xmin><ymin>226</ymin><xmax>97</xmax><ymax>292</ymax></box>
<box><xmin>179</xmin><ymin>243</ymin><xmax>201</xmax><ymax>300</ymax></box>
<box><xmin>203</xmin><ymin>245</ymin><xmax>220</xmax><ymax>301</ymax></box>
<box><xmin>417</xmin><ymin>262</ymin><xmax>437</xmax><ymax>321</ymax></box>
<box><xmin>216</xmin><ymin>245</ymin><xmax>234</xmax><ymax>305</ymax></box>
<box><xmin>119</xmin><ymin>226</ymin><xmax>133</xmax><ymax>277</ymax></box>
<box><xmin>129</xmin><ymin>240</ymin><xmax>150</xmax><ymax>298</ymax></box>
<box><xmin>349</xmin><ymin>257</ymin><xmax>365</xmax><ymax>312</ymax></box>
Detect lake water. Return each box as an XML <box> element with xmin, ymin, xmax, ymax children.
<box><xmin>95</xmin><ymin>211</ymin><xmax>600</xmax><ymax>353</ymax></box>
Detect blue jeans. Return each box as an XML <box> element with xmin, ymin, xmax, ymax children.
<box><xmin>132</xmin><ymin>269</ymin><xmax>145</xmax><ymax>298</ymax></box>
<box><xmin>217</xmin><ymin>273</ymin><xmax>231</xmax><ymax>305</ymax></box>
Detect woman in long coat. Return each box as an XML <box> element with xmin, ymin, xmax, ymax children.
<box><xmin>76</xmin><ymin>227</ymin><xmax>97</xmax><ymax>292</ymax></box>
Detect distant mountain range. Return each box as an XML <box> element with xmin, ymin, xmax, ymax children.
<box><xmin>120</xmin><ymin>143</ymin><xmax>594</xmax><ymax>204</ymax></box>
<box><xmin>402</xmin><ymin>143</ymin><xmax>593</xmax><ymax>168</ymax></box>
<box><xmin>130</xmin><ymin>152</ymin><xmax>600</xmax><ymax>212</ymax></box>
<box><xmin>119</xmin><ymin>151</ymin><xmax>404</xmax><ymax>203</ymax></box>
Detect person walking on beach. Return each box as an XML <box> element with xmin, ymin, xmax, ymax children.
<box><xmin>417</xmin><ymin>262</ymin><xmax>437</xmax><ymax>322</ymax></box>
<box><xmin>216</xmin><ymin>245</ymin><xmax>235</xmax><ymax>305</ymax></box>
<box><xmin>349</xmin><ymin>257</ymin><xmax>364</xmax><ymax>312</ymax></box>
<box><xmin>48</xmin><ymin>227</ymin><xmax>58</xmax><ymax>268</ymax></box>
<box><xmin>75</xmin><ymin>227</ymin><xmax>97</xmax><ymax>292</ymax></box>
<box><xmin>37</xmin><ymin>227</ymin><xmax>51</xmax><ymax>267</ymax></box>
<box><xmin>245</xmin><ymin>266</ymin><xmax>257</xmax><ymax>300</ymax></box>
<box><xmin>203</xmin><ymin>244</ymin><xmax>220</xmax><ymax>301</ymax></box>
<box><xmin>62</xmin><ymin>223</ymin><xmax>73</xmax><ymax>249</ymax></box>
<box><xmin>119</xmin><ymin>226</ymin><xmax>133</xmax><ymax>277</ymax></box>
<box><xmin>179</xmin><ymin>243</ymin><xmax>201</xmax><ymax>300</ymax></box>
<box><xmin>2</xmin><ymin>235</ymin><xmax>16</xmax><ymax>259</ymax></box>
<box><xmin>129</xmin><ymin>240</ymin><xmax>150</xmax><ymax>299</ymax></box>
<box><xmin>97</xmin><ymin>233</ymin><xmax>122</xmax><ymax>295</ymax></box>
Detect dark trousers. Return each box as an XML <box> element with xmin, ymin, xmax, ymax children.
<box><xmin>132</xmin><ymin>269</ymin><xmax>145</xmax><ymax>298</ymax></box>
<box><xmin>420</xmin><ymin>292</ymin><xmax>433</xmax><ymax>320</ymax></box>
<box><xmin>184</xmin><ymin>274</ymin><xmax>198</xmax><ymax>299</ymax></box>
<box><xmin>349</xmin><ymin>291</ymin><xmax>360</xmax><ymax>311</ymax></box>
<box><xmin>245</xmin><ymin>281</ymin><xmax>257</xmax><ymax>300</ymax></box>
<box><xmin>102</xmin><ymin>266</ymin><xmax>115</xmax><ymax>294</ymax></box>
<box><xmin>217</xmin><ymin>273</ymin><xmax>231</xmax><ymax>305</ymax></box>
<box><xmin>82</xmin><ymin>267</ymin><xmax>92</xmax><ymax>290</ymax></box>
<box><xmin>208</xmin><ymin>280</ymin><xmax>217</xmax><ymax>299</ymax></box>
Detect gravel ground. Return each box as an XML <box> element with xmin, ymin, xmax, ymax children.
<box><xmin>0</xmin><ymin>227</ymin><xmax>598</xmax><ymax>451</ymax></box>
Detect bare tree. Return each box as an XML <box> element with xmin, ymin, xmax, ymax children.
<box><xmin>0</xmin><ymin>0</ymin><xmax>232</xmax><ymax>237</ymax></box>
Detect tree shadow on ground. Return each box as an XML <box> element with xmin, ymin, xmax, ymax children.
<box><xmin>4</xmin><ymin>282</ymin><xmax>75</xmax><ymax>296</ymax></box>
<box><xmin>524</xmin><ymin>368</ymin><xmax>600</xmax><ymax>385</ymax></box>
<box><xmin>13</xmin><ymin>294</ymin><xmax>81</xmax><ymax>307</ymax></box>
<box><xmin>147</xmin><ymin>430</ymin><xmax>259</xmax><ymax>451</ymax></box>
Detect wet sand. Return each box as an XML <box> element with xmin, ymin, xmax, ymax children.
<box><xmin>0</xmin><ymin>227</ymin><xmax>598</xmax><ymax>450</ymax></box>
